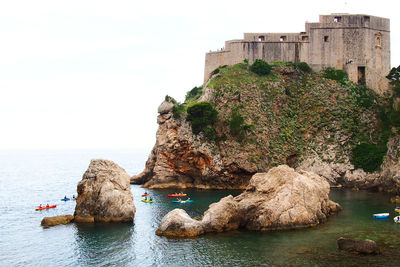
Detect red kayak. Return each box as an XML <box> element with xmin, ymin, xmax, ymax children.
<box><xmin>168</xmin><ymin>194</ymin><xmax>187</xmax><ymax>197</ymax></box>
<box><xmin>35</xmin><ymin>205</ymin><xmax>57</xmax><ymax>211</ymax></box>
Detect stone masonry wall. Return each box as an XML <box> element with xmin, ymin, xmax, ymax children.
<box><xmin>204</xmin><ymin>14</ymin><xmax>390</xmax><ymax>94</ymax></box>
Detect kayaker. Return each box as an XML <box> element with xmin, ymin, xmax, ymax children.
<box><xmin>73</xmin><ymin>195</ymin><xmax>76</xmax><ymax>199</ymax></box>
<box><xmin>145</xmin><ymin>196</ymin><xmax>147</xmax><ymax>200</ymax></box>
<box><xmin>46</xmin><ymin>204</ymin><xmax>49</xmax><ymax>207</ymax></box>
<box><xmin>64</xmin><ymin>195</ymin><xmax>67</xmax><ymax>199</ymax></box>
<box><xmin>39</xmin><ymin>204</ymin><xmax>42</xmax><ymax>208</ymax></box>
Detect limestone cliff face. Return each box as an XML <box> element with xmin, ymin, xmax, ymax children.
<box><xmin>298</xmin><ymin>134</ymin><xmax>400</xmax><ymax>192</ymax></box>
<box><xmin>131</xmin><ymin>100</ymin><xmax>254</xmax><ymax>189</ymax></box>
<box><xmin>132</xmin><ymin>63</ymin><xmax>399</xmax><ymax>191</ymax></box>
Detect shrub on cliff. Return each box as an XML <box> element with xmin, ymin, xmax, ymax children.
<box><xmin>387</xmin><ymin>65</ymin><xmax>400</xmax><ymax>97</ymax></box>
<box><xmin>172</xmin><ymin>103</ymin><xmax>185</xmax><ymax>119</ymax></box>
<box><xmin>322</xmin><ymin>67</ymin><xmax>348</xmax><ymax>84</ymax></box>
<box><xmin>186</xmin><ymin>102</ymin><xmax>218</xmax><ymax>139</ymax></box>
<box><xmin>390</xmin><ymin>103</ymin><xmax>400</xmax><ymax>129</ymax></box>
<box><xmin>185</xmin><ymin>86</ymin><xmax>203</xmax><ymax>104</ymax></box>
<box><xmin>295</xmin><ymin>62</ymin><xmax>312</xmax><ymax>73</ymax></box>
<box><xmin>350</xmin><ymin>143</ymin><xmax>387</xmax><ymax>173</ymax></box>
<box><xmin>250</xmin><ymin>59</ymin><xmax>272</xmax><ymax>76</ymax></box>
<box><xmin>228</xmin><ymin>106</ymin><xmax>253</xmax><ymax>142</ymax></box>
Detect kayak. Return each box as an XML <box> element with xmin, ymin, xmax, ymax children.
<box><xmin>141</xmin><ymin>199</ymin><xmax>154</xmax><ymax>203</ymax></box>
<box><xmin>168</xmin><ymin>194</ymin><xmax>187</xmax><ymax>197</ymax></box>
<box><xmin>172</xmin><ymin>200</ymin><xmax>193</xmax><ymax>203</ymax></box>
<box><xmin>395</xmin><ymin>207</ymin><xmax>400</xmax><ymax>213</ymax></box>
<box><xmin>373</xmin><ymin>213</ymin><xmax>389</xmax><ymax>219</ymax></box>
<box><xmin>35</xmin><ymin>205</ymin><xmax>57</xmax><ymax>211</ymax></box>
<box><xmin>141</xmin><ymin>193</ymin><xmax>149</xmax><ymax>197</ymax></box>
<box><xmin>61</xmin><ymin>197</ymin><xmax>76</xmax><ymax>201</ymax></box>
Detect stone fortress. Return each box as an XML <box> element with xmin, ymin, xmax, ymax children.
<box><xmin>204</xmin><ymin>14</ymin><xmax>390</xmax><ymax>93</ymax></box>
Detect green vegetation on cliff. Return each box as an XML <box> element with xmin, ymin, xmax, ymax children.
<box><xmin>186</xmin><ymin>102</ymin><xmax>218</xmax><ymax>140</ymax></box>
<box><xmin>170</xmin><ymin>60</ymin><xmax>392</xmax><ymax>172</ymax></box>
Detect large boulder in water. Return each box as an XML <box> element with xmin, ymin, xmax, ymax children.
<box><xmin>156</xmin><ymin>209</ymin><xmax>204</xmax><ymax>237</ymax></box>
<box><xmin>157</xmin><ymin>165</ymin><xmax>341</xmax><ymax>237</ymax></box>
<box><xmin>201</xmin><ymin>195</ymin><xmax>242</xmax><ymax>232</ymax></box>
<box><xmin>337</xmin><ymin>237</ymin><xmax>380</xmax><ymax>254</ymax></box>
<box><xmin>74</xmin><ymin>159</ymin><xmax>135</xmax><ymax>223</ymax></box>
<box><xmin>235</xmin><ymin>165</ymin><xmax>341</xmax><ymax>230</ymax></box>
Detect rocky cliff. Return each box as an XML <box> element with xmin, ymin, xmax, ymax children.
<box><xmin>133</xmin><ymin>62</ymin><xmax>400</xmax><ymax>192</ymax></box>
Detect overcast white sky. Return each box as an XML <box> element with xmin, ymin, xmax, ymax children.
<box><xmin>0</xmin><ymin>0</ymin><xmax>399</xmax><ymax>150</ymax></box>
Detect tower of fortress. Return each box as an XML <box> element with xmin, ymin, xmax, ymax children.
<box><xmin>204</xmin><ymin>14</ymin><xmax>390</xmax><ymax>93</ymax></box>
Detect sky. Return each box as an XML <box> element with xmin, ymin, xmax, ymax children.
<box><xmin>0</xmin><ymin>0</ymin><xmax>399</xmax><ymax>150</ymax></box>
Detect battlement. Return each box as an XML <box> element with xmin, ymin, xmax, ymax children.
<box><xmin>204</xmin><ymin>14</ymin><xmax>391</xmax><ymax>94</ymax></box>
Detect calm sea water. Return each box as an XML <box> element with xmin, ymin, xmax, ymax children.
<box><xmin>1</xmin><ymin>149</ymin><xmax>400</xmax><ymax>266</ymax></box>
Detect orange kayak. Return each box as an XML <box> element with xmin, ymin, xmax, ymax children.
<box><xmin>35</xmin><ymin>205</ymin><xmax>57</xmax><ymax>211</ymax></box>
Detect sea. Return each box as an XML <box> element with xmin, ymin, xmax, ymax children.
<box><xmin>1</xmin><ymin>149</ymin><xmax>400</xmax><ymax>266</ymax></box>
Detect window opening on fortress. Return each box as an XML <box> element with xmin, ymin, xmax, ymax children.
<box><xmin>324</xmin><ymin>36</ymin><xmax>329</xmax><ymax>42</ymax></box>
<box><xmin>280</xmin><ymin>36</ymin><xmax>287</xmax><ymax>42</ymax></box>
<box><xmin>301</xmin><ymin>36</ymin><xmax>309</xmax><ymax>41</ymax></box>
<box><xmin>357</xmin><ymin>67</ymin><xmax>366</xmax><ymax>85</ymax></box>
<box><xmin>334</xmin><ymin>16</ymin><xmax>341</xmax><ymax>23</ymax></box>
<box><xmin>258</xmin><ymin>36</ymin><xmax>265</xmax><ymax>41</ymax></box>
<box><xmin>376</xmin><ymin>33</ymin><xmax>382</xmax><ymax>47</ymax></box>
<box><xmin>364</xmin><ymin>16</ymin><xmax>370</xmax><ymax>23</ymax></box>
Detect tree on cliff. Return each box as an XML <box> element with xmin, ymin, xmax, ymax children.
<box><xmin>386</xmin><ymin>65</ymin><xmax>400</xmax><ymax>97</ymax></box>
<box><xmin>186</xmin><ymin>102</ymin><xmax>218</xmax><ymax>140</ymax></box>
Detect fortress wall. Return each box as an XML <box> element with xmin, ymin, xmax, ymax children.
<box><xmin>308</xmin><ymin>27</ymin><xmax>344</xmax><ymax>71</ymax></box>
<box><xmin>204</xmin><ymin>50</ymin><xmax>232</xmax><ymax>82</ymax></box>
<box><xmin>299</xmin><ymin>42</ymin><xmax>310</xmax><ymax>63</ymax></box>
<box><xmin>343</xmin><ymin>28</ymin><xmax>367</xmax><ymax>84</ymax></box>
<box><xmin>204</xmin><ymin>14</ymin><xmax>390</xmax><ymax>93</ymax></box>
<box><xmin>204</xmin><ymin>41</ymin><xmax>300</xmax><ymax>83</ymax></box>
<box><xmin>363</xmin><ymin>28</ymin><xmax>390</xmax><ymax>93</ymax></box>
<box><xmin>244</xmin><ymin>33</ymin><xmax>300</xmax><ymax>42</ymax></box>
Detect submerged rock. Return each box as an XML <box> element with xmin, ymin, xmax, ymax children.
<box><xmin>157</xmin><ymin>165</ymin><xmax>341</xmax><ymax>237</ymax></box>
<box><xmin>41</xmin><ymin>215</ymin><xmax>74</xmax><ymax>228</ymax></box>
<box><xmin>337</xmin><ymin>237</ymin><xmax>380</xmax><ymax>254</ymax></box>
<box><xmin>74</xmin><ymin>159</ymin><xmax>136</xmax><ymax>223</ymax></box>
